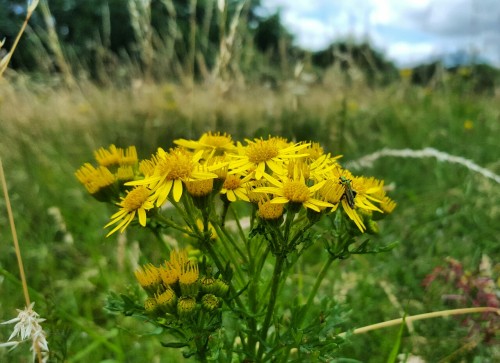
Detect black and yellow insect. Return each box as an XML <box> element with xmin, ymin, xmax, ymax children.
<box><xmin>339</xmin><ymin>175</ymin><xmax>357</xmax><ymax>208</ymax></box>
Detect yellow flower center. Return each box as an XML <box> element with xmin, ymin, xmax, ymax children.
<box><xmin>169</xmin><ymin>250</ymin><xmax>189</xmax><ymax>271</ymax></box>
<box><xmin>320</xmin><ymin>180</ymin><xmax>344</xmax><ymax>204</ymax></box>
<box><xmin>247</xmin><ymin>140</ymin><xmax>279</xmax><ymax>163</ymax></box>
<box><xmin>305</xmin><ymin>142</ymin><xmax>324</xmax><ymax>160</ymax></box>
<box><xmin>135</xmin><ymin>263</ymin><xmax>161</xmax><ymax>289</ymax></box>
<box><xmin>166</xmin><ymin>151</ymin><xmax>193</xmax><ymax>180</ymax></box>
<box><xmin>122</xmin><ymin>186</ymin><xmax>151</xmax><ymax>211</ymax></box>
<box><xmin>283</xmin><ymin>181</ymin><xmax>310</xmax><ymax>203</ymax></box>
<box><xmin>179</xmin><ymin>261</ymin><xmax>199</xmax><ymax>285</ymax></box>
<box><xmin>75</xmin><ymin>164</ymin><xmax>115</xmax><ymax>194</ymax></box>
<box><xmin>156</xmin><ymin>288</ymin><xmax>177</xmax><ymax>308</ymax></box>
<box><xmin>186</xmin><ymin>179</ymin><xmax>213</xmax><ymax>197</ymax></box>
<box><xmin>120</xmin><ymin>146</ymin><xmax>138</xmax><ymax>165</ymax></box>
<box><xmin>116</xmin><ymin>166</ymin><xmax>135</xmax><ymax>181</ymax></box>
<box><xmin>201</xmin><ymin>132</ymin><xmax>232</xmax><ymax>148</ymax></box>
<box><xmin>258</xmin><ymin>200</ymin><xmax>284</xmax><ymax>220</ymax></box>
<box><xmin>223</xmin><ymin>175</ymin><xmax>242</xmax><ymax>190</ymax></box>
<box><xmin>160</xmin><ymin>266</ymin><xmax>179</xmax><ymax>286</ymax></box>
<box><xmin>94</xmin><ymin>145</ymin><xmax>122</xmax><ymax>167</ymax></box>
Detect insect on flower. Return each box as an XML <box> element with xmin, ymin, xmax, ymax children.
<box><xmin>339</xmin><ymin>175</ymin><xmax>357</xmax><ymax>208</ymax></box>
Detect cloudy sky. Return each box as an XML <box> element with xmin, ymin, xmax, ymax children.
<box><xmin>261</xmin><ymin>0</ymin><xmax>500</xmax><ymax>67</ymax></box>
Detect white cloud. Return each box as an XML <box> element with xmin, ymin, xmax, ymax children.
<box><xmin>386</xmin><ymin>42</ymin><xmax>438</xmax><ymax>67</ymax></box>
<box><xmin>261</xmin><ymin>0</ymin><xmax>500</xmax><ymax>67</ymax></box>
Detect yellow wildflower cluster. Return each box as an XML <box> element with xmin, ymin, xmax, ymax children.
<box><xmin>135</xmin><ymin>250</ymin><xmax>228</xmax><ymax>319</ymax></box>
<box><xmin>75</xmin><ymin>145</ymin><xmax>139</xmax><ymax>201</ymax></box>
<box><xmin>75</xmin><ymin>132</ymin><xmax>396</xmax><ymax>236</ymax></box>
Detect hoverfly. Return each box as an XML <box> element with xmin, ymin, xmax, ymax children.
<box><xmin>338</xmin><ymin>175</ymin><xmax>357</xmax><ymax>208</ymax></box>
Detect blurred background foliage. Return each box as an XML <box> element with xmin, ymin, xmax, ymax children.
<box><xmin>1</xmin><ymin>0</ymin><xmax>499</xmax><ymax>90</ymax></box>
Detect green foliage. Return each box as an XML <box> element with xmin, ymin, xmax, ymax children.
<box><xmin>1</xmin><ymin>69</ymin><xmax>499</xmax><ymax>362</ymax></box>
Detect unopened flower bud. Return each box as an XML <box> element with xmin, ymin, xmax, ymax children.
<box><xmin>156</xmin><ymin>288</ymin><xmax>177</xmax><ymax>313</ymax></box>
<box><xmin>201</xmin><ymin>294</ymin><xmax>220</xmax><ymax>312</ymax></box>
<box><xmin>213</xmin><ymin>279</ymin><xmax>229</xmax><ymax>297</ymax></box>
<box><xmin>144</xmin><ymin>297</ymin><xmax>158</xmax><ymax>314</ymax></box>
<box><xmin>177</xmin><ymin>296</ymin><xmax>198</xmax><ymax>319</ymax></box>
<box><xmin>200</xmin><ymin>276</ymin><xmax>217</xmax><ymax>294</ymax></box>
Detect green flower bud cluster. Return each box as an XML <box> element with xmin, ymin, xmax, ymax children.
<box><xmin>135</xmin><ymin>249</ymin><xmax>229</xmax><ymax>322</ymax></box>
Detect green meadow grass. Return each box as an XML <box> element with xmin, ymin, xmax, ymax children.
<box><xmin>0</xmin><ymin>78</ymin><xmax>499</xmax><ymax>362</ymax></box>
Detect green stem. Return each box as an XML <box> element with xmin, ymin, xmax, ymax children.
<box><xmin>244</xmin><ymin>237</ymin><xmax>270</xmax><ymax>360</ymax></box>
<box><xmin>283</xmin><ymin>208</ymin><xmax>296</xmax><ymax>246</ymax></box>
<box><xmin>194</xmin><ymin>336</ymin><xmax>209</xmax><ymax>363</ymax></box>
<box><xmin>256</xmin><ymin>254</ymin><xmax>286</xmax><ymax>360</ymax></box>
<box><xmin>149</xmin><ymin>225</ymin><xmax>172</xmax><ymax>254</ymax></box>
<box><xmin>211</xmin><ymin>221</ymin><xmax>247</xmax><ymax>264</ymax></box>
<box><xmin>230</xmin><ymin>205</ymin><xmax>248</xmax><ymax>244</ymax></box>
<box><xmin>220</xmin><ymin>199</ymin><xmax>230</xmax><ymax>226</ymax></box>
<box><xmin>296</xmin><ymin>255</ymin><xmax>336</xmax><ymax>327</ymax></box>
<box><xmin>154</xmin><ymin>213</ymin><xmax>198</xmax><ymax>238</ymax></box>
<box><xmin>288</xmin><ymin>220</ymin><xmax>314</xmax><ymax>250</ymax></box>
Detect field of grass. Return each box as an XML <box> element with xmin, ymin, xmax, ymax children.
<box><xmin>0</xmin><ymin>70</ymin><xmax>499</xmax><ymax>362</ymax></box>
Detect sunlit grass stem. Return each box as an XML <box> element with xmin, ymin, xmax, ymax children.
<box><xmin>0</xmin><ymin>158</ymin><xmax>46</xmax><ymax>362</ymax></box>
<box><xmin>0</xmin><ymin>158</ymin><xmax>31</xmax><ymax>308</ymax></box>
<box><xmin>0</xmin><ymin>0</ymin><xmax>39</xmax><ymax>77</ymax></box>
<box><xmin>338</xmin><ymin>307</ymin><xmax>500</xmax><ymax>338</ymax></box>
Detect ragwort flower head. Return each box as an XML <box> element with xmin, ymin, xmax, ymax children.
<box><xmin>94</xmin><ymin>145</ymin><xmax>138</xmax><ymax>168</ymax></box>
<box><xmin>229</xmin><ymin>136</ymin><xmax>310</xmax><ymax>180</ymax></box>
<box><xmin>258</xmin><ymin>198</ymin><xmax>285</xmax><ymax>220</ymax></box>
<box><xmin>105</xmin><ymin>185</ymin><xmax>154</xmax><ymax>236</ymax></box>
<box><xmin>255</xmin><ymin>172</ymin><xmax>333</xmax><ymax>213</ymax></box>
<box><xmin>135</xmin><ymin>263</ymin><xmax>162</xmax><ymax>294</ymax></box>
<box><xmin>329</xmin><ymin>168</ymin><xmax>386</xmax><ymax>233</ymax></box>
<box><xmin>127</xmin><ymin>147</ymin><xmax>220</xmax><ymax>206</ymax></box>
<box><xmin>159</xmin><ymin>249</ymin><xmax>191</xmax><ymax>286</ymax></box>
<box><xmin>303</xmin><ymin>142</ymin><xmax>325</xmax><ymax>161</ymax></box>
<box><xmin>75</xmin><ymin>163</ymin><xmax>116</xmax><ymax>201</ymax></box>
<box><xmin>174</xmin><ymin>131</ymin><xmax>236</xmax><ymax>157</ymax></box>
<box><xmin>220</xmin><ymin>174</ymin><xmax>251</xmax><ymax>202</ymax></box>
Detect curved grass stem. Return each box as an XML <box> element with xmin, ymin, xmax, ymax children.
<box><xmin>338</xmin><ymin>307</ymin><xmax>500</xmax><ymax>338</ymax></box>
<box><xmin>0</xmin><ymin>158</ymin><xmax>31</xmax><ymax>307</ymax></box>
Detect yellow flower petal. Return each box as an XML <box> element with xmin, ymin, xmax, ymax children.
<box><xmin>173</xmin><ymin>179</ymin><xmax>183</xmax><ymax>202</ymax></box>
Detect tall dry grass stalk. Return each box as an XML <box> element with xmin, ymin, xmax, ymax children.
<box><xmin>0</xmin><ymin>158</ymin><xmax>47</xmax><ymax>363</ymax></box>
<box><xmin>128</xmin><ymin>0</ymin><xmax>154</xmax><ymax>77</ymax></box>
<box><xmin>158</xmin><ymin>0</ymin><xmax>185</xmax><ymax>79</ymax></box>
<box><xmin>211</xmin><ymin>0</ymin><xmax>247</xmax><ymax>88</ymax></box>
<box><xmin>0</xmin><ymin>0</ymin><xmax>39</xmax><ymax>78</ymax></box>
<box><xmin>38</xmin><ymin>0</ymin><xmax>75</xmax><ymax>87</ymax></box>
<box><xmin>0</xmin><ymin>158</ymin><xmax>31</xmax><ymax>309</ymax></box>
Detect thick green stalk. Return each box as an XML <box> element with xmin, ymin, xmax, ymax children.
<box><xmin>211</xmin><ymin>221</ymin><xmax>248</xmax><ymax>264</ymax></box>
<box><xmin>256</xmin><ymin>254</ymin><xmax>286</xmax><ymax>360</ymax></box>
<box><xmin>296</xmin><ymin>255</ymin><xmax>336</xmax><ymax>327</ymax></box>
